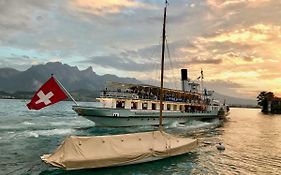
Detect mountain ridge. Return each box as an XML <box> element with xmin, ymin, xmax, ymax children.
<box><xmin>0</xmin><ymin>62</ymin><xmax>257</xmax><ymax>106</ymax></box>
<box><xmin>0</xmin><ymin>62</ymin><xmax>141</xmax><ymax>92</ymax></box>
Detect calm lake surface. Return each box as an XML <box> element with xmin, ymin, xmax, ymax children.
<box><xmin>0</xmin><ymin>99</ymin><xmax>281</xmax><ymax>175</ymax></box>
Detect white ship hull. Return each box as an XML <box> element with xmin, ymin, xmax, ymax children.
<box><xmin>73</xmin><ymin>106</ymin><xmax>221</xmax><ymax>127</ymax></box>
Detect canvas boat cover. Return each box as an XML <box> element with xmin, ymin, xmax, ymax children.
<box><xmin>41</xmin><ymin>131</ymin><xmax>198</xmax><ymax>170</ymax></box>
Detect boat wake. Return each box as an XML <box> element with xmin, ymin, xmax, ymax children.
<box><xmin>167</xmin><ymin>121</ymin><xmax>185</xmax><ymax>128</ymax></box>
<box><xmin>4</xmin><ymin>128</ymin><xmax>76</xmax><ymax>139</ymax></box>
<box><xmin>167</xmin><ymin>119</ymin><xmax>222</xmax><ymax>135</ymax></box>
<box><xmin>186</xmin><ymin>120</ymin><xmax>221</xmax><ymax>129</ymax></box>
<box><xmin>22</xmin><ymin>121</ymin><xmax>35</xmax><ymax>125</ymax></box>
<box><xmin>49</xmin><ymin>120</ymin><xmax>94</xmax><ymax>127</ymax></box>
<box><xmin>25</xmin><ymin>128</ymin><xmax>75</xmax><ymax>138</ymax></box>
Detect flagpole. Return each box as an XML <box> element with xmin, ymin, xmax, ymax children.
<box><xmin>51</xmin><ymin>74</ymin><xmax>79</xmax><ymax>106</ymax></box>
<box><xmin>200</xmin><ymin>69</ymin><xmax>206</xmax><ymax>103</ymax></box>
<box><xmin>201</xmin><ymin>68</ymin><xmax>204</xmax><ymax>94</ymax></box>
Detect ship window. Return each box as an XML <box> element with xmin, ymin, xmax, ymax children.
<box><xmin>116</xmin><ymin>101</ymin><xmax>125</xmax><ymax>109</ymax></box>
<box><xmin>167</xmin><ymin>104</ymin><xmax>171</xmax><ymax>110</ymax></box>
<box><xmin>142</xmin><ymin>102</ymin><xmax>148</xmax><ymax>110</ymax></box>
<box><xmin>184</xmin><ymin>105</ymin><xmax>189</xmax><ymax>112</ymax></box>
<box><xmin>179</xmin><ymin>105</ymin><xmax>183</xmax><ymax>111</ymax></box>
<box><xmin>131</xmin><ymin>102</ymin><xmax>138</xmax><ymax>109</ymax></box>
<box><xmin>152</xmin><ymin>103</ymin><xmax>156</xmax><ymax>110</ymax></box>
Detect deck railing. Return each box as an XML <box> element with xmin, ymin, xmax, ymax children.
<box><xmin>100</xmin><ymin>91</ymin><xmax>206</xmax><ymax>105</ymax></box>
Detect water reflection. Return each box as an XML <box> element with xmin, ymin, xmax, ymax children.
<box><xmin>1</xmin><ymin>100</ymin><xmax>281</xmax><ymax>174</ymax></box>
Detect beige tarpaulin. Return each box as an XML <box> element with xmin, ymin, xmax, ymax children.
<box><xmin>41</xmin><ymin>131</ymin><xmax>198</xmax><ymax>170</ymax></box>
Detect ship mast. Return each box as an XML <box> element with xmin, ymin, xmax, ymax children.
<box><xmin>159</xmin><ymin>0</ymin><xmax>168</xmax><ymax>130</ymax></box>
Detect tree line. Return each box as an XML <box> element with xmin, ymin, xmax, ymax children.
<box><xmin>257</xmin><ymin>91</ymin><xmax>281</xmax><ymax>114</ymax></box>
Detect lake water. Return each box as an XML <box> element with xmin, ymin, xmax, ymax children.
<box><xmin>0</xmin><ymin>99</ymin><xmax>281</xmax><ymax>175</ymax></box>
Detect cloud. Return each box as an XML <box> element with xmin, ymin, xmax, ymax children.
<box><xmin>207</xmin><ymin>0</ymin><xmax>271</xmax><ymax>9</ymax></box>
<box><xmin>258</xmin><ymin>72</ymin><xmax>281</xmax><ymax>80</ymax></box>
<box><xmin>0</xmin><ymin>0</ymin><xmax>163</xmax><ymax>59</ymax></box>
<box><xmin>80</xmin><ymin>54</ymin><xmax>158</xmax><ymax>72</ymax></box>
<box><xmin>207</xmin><ymin>0</ymin><xmax>245</xmax><ymax>9</ymax></box>
<box><xmin>207</xmin><ymin>24</ymin><xmax>281</xmax><ymax>44</ymax></box>
<box><xmin>0</xmin><ymin>0</ymin><xmax>281</xmax><ymax>98</ymax></box>
<box><xmin>202</xmin><ymin>79</ymin><xmax>260</xmax><ymax>98</ymax></box>
<box><xmin>177</xmin><ymin>22</ymin><xmax>281</xmax><ymax>75</ymax></box>
<box><xmin>79</xmin><ymin>37</ymin><xmax>225</xmax><ymax>75</ymax></box>
<box><xmin>0</xmin><ymin>54</ymin><xmax>42</xmax><ymax>70</ymax></box>
<box><xmin>70</xmin><ymin>0</ymin><xmax>154</xmax><ymax>16</ymax></box>
<box><xmin>0</xmin><ymin>0</ymin><xmax>55</xmax><ymax>40</ymax></box>
<box><xmin>190</xmin><ymin>56</ymin><xmax>222</xmax><ymax>64</ymax></box>
<box><xmin>142</xmin><ymin>78</ymin><xmax>251</xmax><ymax>98</ymax></box>
<box><xmin>206</xmin><ymin>79</ymin><xmax>244</xmax><ymax>89</ymax></box>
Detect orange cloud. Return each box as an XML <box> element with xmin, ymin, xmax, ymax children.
<box><xmin>210</xmin><ymin>29</ymin><xmax>266</xmax><ymax>43</ymax></box>
<box><xmin>207</xmin><ymin>0</ymin><xmax>270</xmax><ymax>8</ymax></box>
<box><xmin>204</xmin><ymin>24</ymin><xmax>281</xmax><ymax>48</ymax></box>
<box><xmin>207</xmin><ymin>0</ymin><xmax>244</xmax><ymax>8</ymax></box>
<box><xmin>168</xmin><ymin>22</ymin><xmax>281</xmax><ymax>98</ymax></box>
<box><xmin>70</xmin><ymin>0</ymin><xmax>152</xmax><ymax>16</ymax></box>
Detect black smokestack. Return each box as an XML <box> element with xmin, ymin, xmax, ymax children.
<box><xmin>181</xmin><ymin>69</ymin><xmax>188</xmax><ymax>91</ymax></box>
<box><xmin>181</xmin><ymin>69</ymin><xmax>188</xmax><ymax>81</ymax></box>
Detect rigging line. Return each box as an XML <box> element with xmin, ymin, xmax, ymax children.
<box><xmin>150</xmin><ymin>54</ymin><xmax>159</xmax><ymax>86</ymax></box>
<box><xmin>165</xmin><ymin>38</ymin><xmax>178</xmax><ymax>90</ymax></box>
<box><xmin>150</xmin><ymin>36</ymin><xmax>163</xmax><ymax>87</ymax></box>
<box><xmin>139</xmin><ymin>36</ymin><xmax>162</xmax><ymax>86</ymax></box>
<box><xmin>156</xmin><ymin>36</ymin><xmax>162</xmax><ymax>86</ymax></box>
<box><xmin>147</xmin><ymin>37</ymin><xmax>162</xmax><ymax>86</ymax></box>
<box><xmin>149</xmin><ymin>56</ymin><xmax>160</xmax><ymax>86</ymax></box>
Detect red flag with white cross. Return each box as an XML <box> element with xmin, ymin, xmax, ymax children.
<box><xmin>26</xmin><ymin>77</ymin><xmax>68</xmax><ymax>110</ymax></box>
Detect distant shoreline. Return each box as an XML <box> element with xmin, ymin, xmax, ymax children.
<box><xmin>229</xmin><ymin>106</ymin><xmax>260</xmax><ymax>109</ymax></box>
<box><xmin>229</xmin><ymin>104</ymin><xmax>260</xmax><ymax>108</ymax></box>
<box><xmin>0</xmin><ymin>91</ymin><xmax>258</xmax><ymax>108</ymax></box>
<box><xmin>0</xmin><ymin>98</ymin><xmax>98</xmax><ymax>103</ymax></box>
<box><xmin>0</xmin><ymin>90</ymin><xmax>99</xmax><ymax>102</ymax></box>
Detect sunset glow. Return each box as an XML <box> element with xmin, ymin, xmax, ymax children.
<box><xmin>0</xmin><ymin>0</ymin><xmax>280</xmax><ymax>99</ymax></box>
<box><xmin>70</xmin><ymin>0</ymin><xmax>151</xmax><ymax>15</ymax></box>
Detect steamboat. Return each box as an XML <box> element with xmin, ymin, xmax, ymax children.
<box><xmin>72</xmin><ymin>69</ymin><xmax>229</xmax><ymax>127</ymax></box>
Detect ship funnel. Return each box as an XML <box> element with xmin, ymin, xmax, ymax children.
<box><xmin>181</xmin><ymin>69</ymin><xmax>188</xmax><ymax>81</ymax></box>
<box><xmin>181</xmin><ymin>69</ymin><xmax>188</xmax><ymax>91</ymax></box>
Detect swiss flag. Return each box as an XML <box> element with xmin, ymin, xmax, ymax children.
<box><xmin>27</xmin><ymin>77</ymin><xmax>68</xmax><ymax>110</ymax></box>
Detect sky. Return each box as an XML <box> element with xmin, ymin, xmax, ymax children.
<box><xmin>0</xmin><ymin>0</ymin><xmax>281</xmax><ymax>99</ymax></box>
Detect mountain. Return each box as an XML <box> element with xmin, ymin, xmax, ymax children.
<box><xmin>0</xmin><ymin>68</ymin><xmax>20</xmax><ymax>78</ymax></box>
<box><xmin>213</xmin><ymin>92</ymin><xmax>257</xmax><ymax>107</ymax></box>
<box><xmin>0</xmin><ymin>62</ymin><xmax>141</xmax><ymax>92</ymax></box>
<box><xmin>0</xmin><ymin>62</ymin><xmax>257</xmax><ymax>106</ymax></box>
